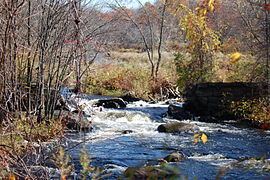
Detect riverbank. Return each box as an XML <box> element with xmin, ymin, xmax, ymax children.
<box><xmin>0</xmin><ymin>116</ymin><xmax>65</xmax><ymax>179</ymax></box>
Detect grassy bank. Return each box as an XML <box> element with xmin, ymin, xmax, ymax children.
<box><xmin>0</xmin><ymin>114</ymin><xmax>65</xmax><ymax>178</ymax></box>
<box><xmin>83</xmin><ymin>50</ymin><xmax>178</xmax><ymax>100</ymax></box>
<box><xmin>82</xmin><ymin>50</ymin><xmax>269</xmax><ymax>125</ymax></box>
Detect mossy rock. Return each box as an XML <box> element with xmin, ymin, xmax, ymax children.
<box><xmin>124</xmin><ymin>164</ymin><xmax>180</xmax><ymax>179</ymax></box>
<box><xmin>157</xmin><ymin>122</ymin><xmax>196</xmax><ymax>133</ymax></box>
<box><xmin>164</xmin><ymin>152</ymin><xmax>186</xmax><ymax>162</ymax></box>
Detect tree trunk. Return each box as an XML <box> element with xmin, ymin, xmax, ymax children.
<box><xmin>155</xmin><ymin>0</ymin><xmax>168</xmax><ymax>78</ymax></box>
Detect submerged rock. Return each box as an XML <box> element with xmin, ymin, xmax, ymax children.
<box><xmin>216</xmin><ymin>158</ymin><xmax>270</xmax><ymax>178</ymax></box>
<box><xmin>157</xmin><ymin>122</ymin><xmax>196</xmax><ymax>133</ymax></box>
<box><xmin>115</xmin><ymin>130</ymin><xmax>134</xmax><ymax>134</ymax></box>
<box><xmin>121</xmin><ymin>130</ymin><xmax>133</xmax><ymax>134</ymax></box>
<box><xmin>164</xmin><ymin>152</ymin><xmax>186</xmax><ymax>162</ymax></box>
<box><xmin>95</xmin><ymin>98</ymin><xmax>126</xmax><ymax>109</ymax></box>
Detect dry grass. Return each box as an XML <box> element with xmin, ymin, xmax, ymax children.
<box><xmin>0</xmin><ymin>114</ymin><xmax>65</xmax><ymax>178</ymax></box>
<box><xmin>0</xmin><ymin>115</ymin><xmax>64</xmax><ymax>152</ymax></box>
<box><xmin>109</xmin><ymin>50</ymin><xmax>175</xmax><ymax>66</ymax></box>
<box><xmin>83</xmin><ymin>50</ymin><xmax>177</xmax><ymax>100</ymax></box>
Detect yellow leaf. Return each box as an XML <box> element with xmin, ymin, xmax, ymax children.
<box><xmin>208</xmin><ymin>0</ymin><xmax>215</xmax><ymax>6</ymax></box>
<box><xmin>199</xmin><ymin>9</ymin><xmax>207</xmax><ymax>16</ymax></box>
<box><xmin>9</xmin><ymin>174</ymin><xmax>16</xmax><ymax>180</ymax></box>
<box><xmin>208</xmin><ymin>0</ymin><xmax>215</xmax><ymax>12</ymax></box>
<box><xmin>209</xmin><ymin>4</ymin><xmax>214</xmax><ymax>12</ymax></box>
<box><xmin>194</xmin><ymin>133</ymin><xmax>200</xmax><ymax>138</ymax></box>
<box><xmin>194</xmin><ymin>133</ymin><xmax>200</xmax><ymax>144</ymax></box>
<box><xmin>230</xmin><ymin>52</ymin><xmax>242</xmax><ymax>63</ymax></box>
<box><xmin>201</xmin><ymin>133</ymin><xmax>208</xmax><ymax>144</ymax></box>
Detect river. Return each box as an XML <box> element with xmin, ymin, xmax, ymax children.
<box><xmin>62</xmin><ymin>93</ymin><xmax>270</xmax><ymax>179</ymax></box>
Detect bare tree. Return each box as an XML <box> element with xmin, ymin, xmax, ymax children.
<box><xmin>156</xmin><ymin>0</ymin><xmax>168</xmax><ymax>77</ymax></box>
<box><xmin>111</xmin><ymin>0</ymin><xmax>169</xmax><ymax>78</ymax></box>
<box><xmin>235</xmin><ymin>0</ymin><xmax>269</xmax><ymax>85</ymax></box>
<box><xmin>0</xmin><ymin>0</ymin><xmax>118</xmax><ymax>121</ymax></box>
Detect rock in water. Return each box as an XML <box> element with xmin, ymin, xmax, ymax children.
<box><xmin>124</xmin><ymin>164</ymin><xmax>180</xmax><ymax>179</ymax></box>
<box><xmin>164</xmin><ymin>152</ymin><xmax>186</xmax><ymax>162</ymax></box>
<box><xmin>168</xmin><ymin>103</ymin><xmax>192</xmax><ymax>120</ymax></box>
<box><xmin>121</xmin><ymin>130</ymin><xmax>133</xmax><ymax>134</ymax></box>
<box><xmin>119</xmin><ymin>93</ymin><xmax>141</xmax><ymax>102</ymax></box>
<box><xmin>58</xmin><ymin>111</ymin><xmax>92</xmax><ymax>132</ymax></box>
<box><xmin>95</xmin><ymin>98</ymin><xmax>126</xmax><ymax>108</ymax></box>
<box><xmin>157</xmin><ymin>122</ymin><xmax>195</xmax><ymax>133</ymax></box>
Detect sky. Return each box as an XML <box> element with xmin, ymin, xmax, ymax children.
<box><xmin>122</xmin><ymin>0</ymin><xmax>156</xmax><ymax>8</ymax></box>
<box><xmin>131</xmin><ymin>0</ymin><xmax>156</xmax><ymax>6</ymax></box>
<box><xmin>92</xmin><ymin>0</ymin><xmax>156</xmax><ymax>9</ymax></box>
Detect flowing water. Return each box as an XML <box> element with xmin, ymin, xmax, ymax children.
<box><xmin>62</xmin><ymin>93</ymin><xmax>270</xmax><ymax>179</ymax></box>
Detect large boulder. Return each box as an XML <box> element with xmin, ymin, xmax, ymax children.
<box><xmin>184</xmin><ymin>82</ymin><xmax>268</xmax><ymax>119</ymax></box>
<box><xmin>95</xmin><ymin>98</ymin><xmax>126</xmax><ymax>109</ymax></box>
<box><xmin>63</xmin><ymin>116</ymin><xmax>92</xmax><ymax>132</ymax></box>
<box><xmin>168</xmin><ymin>103</ymin><xmax>192</xmax><ymax>120</ymax></box>
<box><xmin>55</xmin><ymin>111</ymin><xmax>92</xmax><ymax>132</ymax></box>
<box><xmin>157</xmin><ymin>122</ymin><xmax>196</xmax><ymax>133</ymax></box>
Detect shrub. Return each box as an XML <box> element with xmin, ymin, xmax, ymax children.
<box><xmin>79</xmin><ymin>148</ymin><xmax>105</xmax><ymax>180</ymax></box>
<box><xmin>83</xmin><ymin>64</ymin><xmax>176</xmax><ymax>100</ymax></box>
<box><xmin>0</xmin><ymin>115</ymin><xmax>64</xmax><ymax>154</ymax></box>
<box><xmin>174</xmin><ymin>52</ymin><xmax>214</xmax><ymax>93</ymax></box>
<box><xmin>0</xmin><ymin>114</ymin><xmax>65</xmax><ymax>179</ymax></box>
<box><xmin>84</xmin><ymin>64</ymin><xmax>149</xmax><ymax>98</ymax></box>
<box><xmin>230</xmin><ymin>98</ymin><xmax>270</xmax><ymax>123</ymax></box>
<box><xmin>174</xmin><ymin>52</ymin><xmax>266</xmax><ymax>92</ymax></box>
<box><xmin>52</xmin><ymin>147</ymin><xmax>74</xmax><ymax>180</ymax></box>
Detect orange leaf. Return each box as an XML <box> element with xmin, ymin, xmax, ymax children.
<box><xmin>9</xmin><ymin>174</ymin><xmax>16</xmax><ymax>180</ymax></box>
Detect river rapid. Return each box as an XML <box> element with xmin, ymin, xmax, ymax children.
<box><xmin>62</xmin><ymin>92</ymin><xmax>270</xmax><ymax>179</ymax></box>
